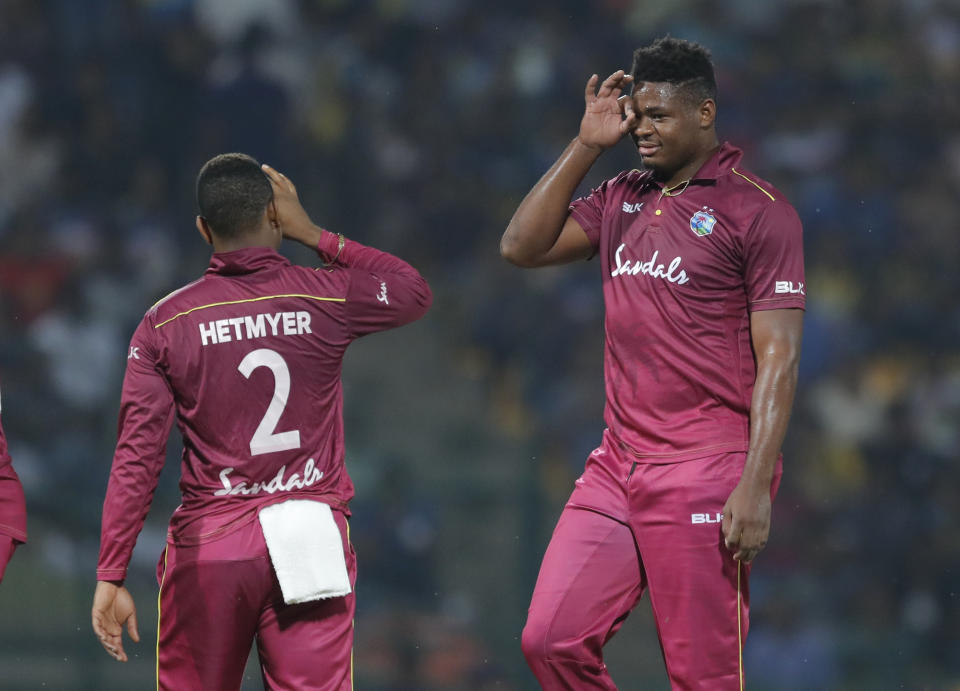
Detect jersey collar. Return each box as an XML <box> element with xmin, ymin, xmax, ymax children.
<box><xmin>691</xmin><ymin>142</ymin><xmax>743</xmax><ymax>181</ymax></box>
<box><xmin>641</xmin><ymin>141</ymin><xmax>743</xmax><ymax>191</ymax></box>
<box><xmin>206</xmin><ymin>247</ymin><xmax>291</xmax><ymax>276</ymax></box>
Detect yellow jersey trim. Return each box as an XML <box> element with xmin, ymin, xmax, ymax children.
<box><xmin>156</xmin><ymin>548</ymin><xmax>169</xmax><ymax>691</ymax></box>
<box><xmin>737</xmin><ymin>561</ymin><xmax>744</xmax><ymax>691</ymax></box>
<box><xmin>347</xmin><ymin>519</ymin><xmax>355</xmax><ymax>690</ymax></box>
<box><xmin>154</xmin><ymin>294</ymin><xmax>346</xmax><ymax>328</ymax></box>
<box><xmin>731</xmin><ymin>168</ymin><xmax>776</xmax><ymax>201</ymax></box>
<box><xmin>149</xmin><ymin>280</ymin><xmax>201</xmax><ymax>312</ymax></box>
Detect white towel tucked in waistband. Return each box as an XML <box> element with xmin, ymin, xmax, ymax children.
<box><xmin>258</xmin><ymin>500</ymin><xmax>352</xmax><ymax>605</ymax></box>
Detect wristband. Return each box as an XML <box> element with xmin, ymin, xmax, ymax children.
<box><xmin>322</xmin><ymin>231</ymin><xmax>345</xmax><ymax>266</ymax></box>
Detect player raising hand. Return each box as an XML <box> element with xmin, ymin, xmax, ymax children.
<box><xmin>93</xmin><ymin>153</ymin><xmax>431</xmax><ymax>689</ymax></box>
<box><xmin>503</xmin><ymin>37</ymin><xmax>804</xmax><ymax>690</ymax></box>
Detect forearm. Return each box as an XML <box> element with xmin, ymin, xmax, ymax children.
<box><xmin>97</xmin><ymin>363</ymin><xmax>174</xmax><ymax>581</ymax></box>
<box><xmin>315</xmin><ymin>228</ymin><xmax>426</xmax><ymax>280</ymax></box>
<box><xmin>742</xmin><ymin>354</ymin><xmax>799</xmax><ymax>488</ymax></box>
<box><xmin>500</xmin><ymin>137</ymin><xmax>601</xmax><ymax>265</ymax></box>
<box><xmin>287</xmin><ymin>223</ymin><xmax>421</xmax><ymax>279</ymax></box>
<box><xmin>97</xmin><ymin>455</ymin><xmax>165</xmax><ymax>581</ymax></box>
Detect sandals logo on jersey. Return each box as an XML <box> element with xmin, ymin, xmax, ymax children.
<box><xmin>689</xmin><ymin>207</ymin><xmax>717</xmax><ymax>237</ymax></box>
<box><xmin>611</xmin><ymin>244</ymin><xmax>690</xmax><ymax>285</ymax></box>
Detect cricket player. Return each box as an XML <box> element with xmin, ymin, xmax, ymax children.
<box><xmin>92</xmin><ymin>153</ymin><xmax>432</xmax><ymax>689</ymax></box>
<box><xmin>0</xmin><ymin>408</ymin><xmax>27</xmax><ymax>583</ymax></box>
<box><xmin>501</xmin><ymin>38</ymin><xmax>805</xmax><ymax>689</ymax></box>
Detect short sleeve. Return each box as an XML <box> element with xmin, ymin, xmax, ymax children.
<box><xmin>743</xmin><ymin>200</ymin><xmax>806</xmax><ymax>311</ymax></box>
<box><xmin>568</xmin><ymin>172</ymin><xmax>634</xmax><ymax>254</ymax></box>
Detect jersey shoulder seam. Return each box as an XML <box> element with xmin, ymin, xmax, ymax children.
<box><xmin>149</xmin><ymin>276</ymin><xmax>207</xmax><ymax>314</ymax></box>
<box><xmin>728</xmin><ymin>167</ymin><xmax>777</xmax><ymax>202</ymax></box>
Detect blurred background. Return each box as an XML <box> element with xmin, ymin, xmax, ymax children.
<box><xmin>0</xmin><ymin>0</ymin><xmax>958</xmax><ymax>688</ymax></box>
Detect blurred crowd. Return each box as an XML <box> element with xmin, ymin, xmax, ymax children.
<box><xmin>0</xmin><ymin>0</ymin><xmax>958</xmax><ymax>688</ymax></box>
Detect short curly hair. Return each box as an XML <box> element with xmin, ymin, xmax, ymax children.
<box><xmin>196</xmin><ymin>153</ymin><xmax>274</xmax><ymax>239</ymax></box>
<box><xmin>631</xmin><ymin>37</ymin><xmax>717</xmax><ymax>105</ymax></box>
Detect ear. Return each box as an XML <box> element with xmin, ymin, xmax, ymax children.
<box><xmin>266</xmin><ymin>200</ymin><xmax>282</xmax><ymax>247</ymax></box>
<box><xmin>266</xmin><ymin>199</ymin><xmax>280</xmax><ymax>230</ymax></box>
<box><xmin>699</xmin><ymin>98</ymin><xmax>717</xmax><ymax>129</ymax></box>
<box><xmin>196</xmin><ymin>216</ymin><xmax>213</xmax><ymax>245</ymax></box>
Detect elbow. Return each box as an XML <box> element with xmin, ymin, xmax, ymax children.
<box><xmin>420</xmin><ymin>280</ymin><xmax>434</xmax><ymax>314</ymax></box>
<box><xmin>388</xmin><ymin>276</ymin><xmax>433</xmax><ymax>328</ymax></box>
<box><xmin>409</xmin><ymin>277</ymin><xmax>433</xmax><ymax>321</ymax></box>
<box><xmin>499</xmin><ymin>232</ymin><xmax>519</xmax><ymax>264</ymax></box>
<box><xmin>499</xmin><ymin>231</ymin><xmax>536</xmax><ymax>268</ymax></box>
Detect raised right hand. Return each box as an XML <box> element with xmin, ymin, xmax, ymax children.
<box><xmin>578</xmin><ymin>70</ymin><xmax>636</xmax><ymax>151</ymax></box>
<box><xmin>261</xmin><ymin>164</ymin><xmax>323</xmax><ymax>247</ymax></box>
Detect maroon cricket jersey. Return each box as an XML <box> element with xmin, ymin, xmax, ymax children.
<box><xmin>569</xmin><ymin>143</ymin><xmax>805</xmax><ymax>462</ymax></box>
<box><xmin>97</xmin><ymin>232</ymin><xmax>432</xmax><ymax>581</ymax></box>
<box><xmin>0</xmin><ymin>416</ymin><xmax>27</xmax><ymax>545</ymax></box>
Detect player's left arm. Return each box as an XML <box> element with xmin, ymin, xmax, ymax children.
<box><xmin>722</xmin><ymin>308</ymin><xmax>803</xmax><ymax>562</ymax></box>
<box><xmin>261</xmin><ymin>163</ymin><xmax>432</xmax><ymax>334</ymax></box>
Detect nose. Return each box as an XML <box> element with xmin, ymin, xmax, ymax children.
<box><xmin>632</xmin><ymin>115</ymin><xmax>654</xmax><ymax>138</ymax></box>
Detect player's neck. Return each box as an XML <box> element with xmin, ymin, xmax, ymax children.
<box><xmin>212</xmin><ymin>229</ymin><xmax>281</xmax><ymax>253</ymax></box>
<box><xmin>658</xmin><ymin>140</ymin><xmax>721</xmax><ymax>189</ymax></box>
<box><xmin>212</xmin><ymin>241</ymin><xmax>278</xmax><ymax>253</ymax></box>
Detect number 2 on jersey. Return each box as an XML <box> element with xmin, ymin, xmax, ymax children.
<box><xmin>238</xmin><ymin>348</ymin><xmax>301</xmax><ymax>456</ymax></box>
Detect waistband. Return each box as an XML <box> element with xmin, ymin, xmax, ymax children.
<box><xmin>605</xmin><ymin>428</ymin><xmax>749</xmax><ymax>464</ymax></box>
<box><xmin>168</xmin><ymin>492</ymin><xmax>349</xmax><ymax>547</ymax></box>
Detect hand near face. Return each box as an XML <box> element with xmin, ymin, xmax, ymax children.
<box><xmin>578</xmin><ymin>70</ymin><xmax>637</xmax><ymax>151</ymax></box>
<box><xmin>261</xmin><ymin>164</ymin><xmax>323</xmax><ymax>248</ymax></box>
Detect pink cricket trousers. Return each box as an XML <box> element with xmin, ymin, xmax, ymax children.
<box><xmin>155</xmin><ymin>509</ymin><xmax>356</xmax><ymax>690</ymax></box>
<box><xmin>522</xmin><ymin>431</ymin><xmax>781</xmax><ymax>690</ymax></box>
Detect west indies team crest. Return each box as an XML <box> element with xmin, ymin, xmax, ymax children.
<box><xmin>690</xmin><ymin>207</ymin><xmax>717</xmax><ymax>237</ymax></box>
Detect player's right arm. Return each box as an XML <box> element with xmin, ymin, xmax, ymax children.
<box><xmin>500</xmin><ymin>70</ymin><xmax>636</xmax><ymax>268</ymax></box>
<box><xmin>96</xmin><ymin>319</ymin><xmax>175</xmax><ymax>582</ymax></box>
<box><xmin>93</xmin><ymin>318</ymin><xmax>174</xmax><ymax>660</ymax></box>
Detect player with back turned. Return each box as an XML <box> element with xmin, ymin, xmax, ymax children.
<box><xmin>91</xmin><ymin>154</ymin><xmax>431</xmax><ymax>690</ymax></box>
<box><xmin>501</xmin><ymin>38</ymin><xmax>805</xmax><ymax>689</ymax></box>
